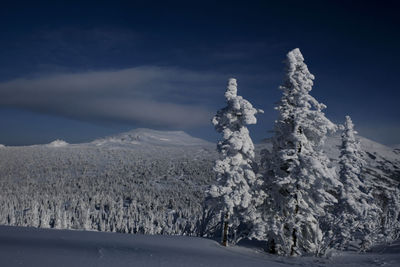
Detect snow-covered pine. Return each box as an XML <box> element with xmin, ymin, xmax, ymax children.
<box><xmin>333</xmin><ymin>116</ymin><xmax>380</xmax><ymax>251</ymax></box>
<box><xmin>376</xmin><ymin>183</ymin><xmax>400</xmax><ymax>242</ymax></box>
<box><xmin>208</xmin><ymin>78</ymin><xmax>264</xmax><ymax>245</ymax></box>
<box><xmin>363</xmin><ymin>152</ymin><xmax>400</xmax><ymax>243</ymax></box>
<box><xmin>258</xmin><ymin>48</ymin><xmax>340</xmax><ymax>256</ymax></box>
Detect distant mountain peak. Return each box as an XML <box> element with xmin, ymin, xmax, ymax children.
<box><xmin>92</xmin><ymin>128</ymin><xmax>213</xmax><ymax>147</ymax></box>
<box><xmin>47</xmin><ymin>139</ymin><xmax>69</xmax><ymax>148</ymax></box>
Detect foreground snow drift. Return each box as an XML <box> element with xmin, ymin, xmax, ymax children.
<box><xmin>0</xmin><ymin>226</ymin><xmax>399</xmax><ymax>267</ymax></box>
<box><xmin>0</xmin><ymin>226</ymin><xmax>270</xmax><ymax>267</ymax></box>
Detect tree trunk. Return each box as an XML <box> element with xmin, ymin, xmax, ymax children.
<box><xmin>291</xmin><ymin>190</ymin><xmax>299</xmax><ymax>255</ymax></box>
<box><xmin>291</xmin><ymin>228</ymin><xmax>297</xmax><ymax>256</ymax></box>
<box><xmin>222</xmin><ymin>212</ymin><xmax>229</xmax><ymax>246</ymax></box>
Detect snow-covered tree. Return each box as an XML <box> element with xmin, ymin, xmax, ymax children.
<box><xmin>208</xmin><ymin>78</ymin><xmax>264</xmax><ymax>246</ymax></box>
<box><xmin>258</xmin><ymin>48</ymin><xmax>340</xmax><ymax>256</ymax></box>
<box><xmin>333</xmin><ymin>116</ymin><xmax>380</xmax><ymax>250</ymax></box>
<box><xmin>377</xmin><ymin>184</ymin><xmax>400</xmax><ymax>242</ymax></box>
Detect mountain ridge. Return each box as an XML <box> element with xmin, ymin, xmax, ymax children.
<box><xmin>91</xmin><ymin>128</ymin><xmax>213</xmax><ymax>147</ymax></box>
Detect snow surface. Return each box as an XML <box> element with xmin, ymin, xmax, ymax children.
<box><xmin>0</xmin><ymin>226</ymin><xmax>399</xmax><ymax>267</ymax></box>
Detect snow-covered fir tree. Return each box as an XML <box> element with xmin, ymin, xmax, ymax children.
<box><xmin>333</xmin><ymin>115</ymin><xmax>380</xmax><ymax>250</ymax></box>
<box><xmin>376</xmin><ymin>183</ymin><xmax>400</xmax><ymax>242</ymax></box>
<box><xmin>209</xmin><ymin>78</ymin><xmax>264</xmax><ymax>245</ymax></box>
<box><xmin>258</xmin><ymin>48</ymin><xmax>340</xmax><ymax>256</ymax></box>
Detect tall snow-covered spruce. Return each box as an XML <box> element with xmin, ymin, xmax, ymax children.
<box><xmin>334</xmin><ymin>115</ymin><xmax>379</xmax><ymax>250</ymax></box>
<box><xmin>259</xmin><ymin>48</ymin><xmax>340</xmax><ymax>256</ymax></box>
<box><xmin>209</xmin><ymin>78</ymin><xmax>264</xmax><ymax>246</ymax></box>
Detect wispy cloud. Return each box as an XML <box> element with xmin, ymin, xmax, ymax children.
<box><xmin>0</xmin><ymin>27</ymin><xmax>282</xmax><ymax>130</ymax></box>
<box><xmin>0</xmin><ymin>67</ymin><xmax>228</xmax><ymax>128</ymax></box>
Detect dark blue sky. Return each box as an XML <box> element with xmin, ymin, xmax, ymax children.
<box><xmin>0</xmin><ymin>0</ymin><xmax>399</xmax><ymax>145</ymax></box>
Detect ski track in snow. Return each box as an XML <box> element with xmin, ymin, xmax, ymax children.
<box><xmin>0</xmin><ymin>226</ymin><xmax>399</xmax><ymax>267</ymax></box>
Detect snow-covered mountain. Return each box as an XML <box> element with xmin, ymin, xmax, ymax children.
<box><xmin>92</xmin><ymin>128</ymin><xmax>213</xmax><ymax>147</ymax></box>
<box><xmin>47</xmin><ymin>139</ymin><xmax>69</xmax><ymax>147</ymax></box>
<box><xmin>324</xmin><ymin>134</ymin><xmax>400</xmax><ymax>182</ymax></box>
<box><xmin>87</xmin><ymin>128</ymin><xmax>400</xmax><ymax>181</ymax></box>
<box><xmin>0</xmin><ymin>128</ymin><xmax>399</xmax><ymax>243</ymax></box>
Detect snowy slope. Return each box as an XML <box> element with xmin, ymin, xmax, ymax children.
<box><xmin>322</xmin><ymin>134</ymin><xmax>400</xmax><ymax>190</ymax></box>
<box><xmin>1</xmin><ymin>226</ymin><xmax>399</xmax><ymax>267</ymax></box>
<box><xmin>323</xmin><ymin>134</ymin><xmax>400</xmax><ymax>166</ymax></box>
<box><xmin>0</xmin><ymin>226</ymin><xmax>272</xmax><ymax>267</ymax></box>
<box><xmin>258</xmin><ymin>133</ymin><xmax>400</xmax><ymax>182</ymax></box>
<box><xmin>92</xmin><ymin>128</ymin><xmax>213</xmax><ymax>147</ymax></box>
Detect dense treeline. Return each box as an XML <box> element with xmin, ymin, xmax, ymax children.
<box><xmin>0</xmin><ymin>144</ymin><xmax>220</xmax><ymax>237</ymax></box>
